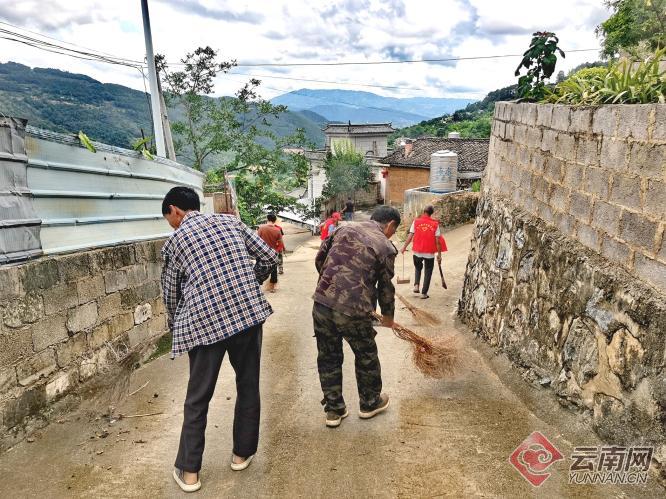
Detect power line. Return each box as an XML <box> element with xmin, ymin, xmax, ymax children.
<box><xmin>228</xmin><ymin>71</ymin><xmax>425</xmax><ymax>91</ymax></box>
<box><xmin>170</xmin><ymin>48</ymin><xmax>599</xmax><ymax>68</ymax></box>
<box><xmin>0</xmin><ymin>20</ymin><xmax>142</xmax><ymax>64</ymax></box>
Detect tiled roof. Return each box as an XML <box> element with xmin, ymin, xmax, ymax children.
<box><xmin>380</xmin><ymin>137</ymin><xmax>489</xmax><ymax>172</ymax></box>
<box><xmin>323</xmin><ymin>123</ymin><xmax>396</xmax><ymax>134</ymax></box>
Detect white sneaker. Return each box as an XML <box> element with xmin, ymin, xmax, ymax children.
<box><xmin>173</xmin><ymin>468</ymin><xmax>201</xmax><ymax>493</ymax></box>
<box><xmin>230</xmin><ymin>454</ymin><xmax>254</xmax><ymax>471</ymax></box>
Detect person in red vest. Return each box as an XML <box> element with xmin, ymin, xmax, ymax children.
<box><xmin>400</xmin><ymin>205</ymin><xmax>444</xmax><ymax>299</ymax></box>
<box><xmin>320</xmin><ymin>212</ymin><xmax>342</xmax><ymax>240</ymax></box>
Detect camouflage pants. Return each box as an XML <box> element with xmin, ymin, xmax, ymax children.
<box><xmin>312</xmin><ymin>302</ymin><xmax>382</xmax><ymax>414</ymax></box>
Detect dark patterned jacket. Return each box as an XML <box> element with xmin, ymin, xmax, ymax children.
<box><xmin>314</xmin><ymin>220</ymin><xmax>397</xmax><ymax>319</ymax></box>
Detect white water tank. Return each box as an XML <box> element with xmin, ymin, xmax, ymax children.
<box><xmin>430</xmin><ymin>150</ymin><xmax>458</xmax><ymax>193</ymax></box>
<box><xmin>448</xmin><ymin>132</ymin><xmax>461</xmax><ymax>139</ymax></box>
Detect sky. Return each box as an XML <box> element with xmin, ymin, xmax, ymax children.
<box><xmin>0</xmin><ymin>0</ymin><xmax>611</xmax><ymax>101</ymax></box>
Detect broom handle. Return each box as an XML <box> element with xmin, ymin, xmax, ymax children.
<box><xmin>402</xmin><ymin>253</ymin><xmax>406</xmax><ymax>279</ymax></box>
<box><xmin>438</xmin><ymin>260</ymin><xmax>447</xmax><ymax>289</ymax></box>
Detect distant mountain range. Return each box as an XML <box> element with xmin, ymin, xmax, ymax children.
<box><xmin>271</xmin><ymin>89</ymin><xmax>474</xmax><ymax>128</ymax></box>
<box><xmin>0</xmin><ymin>62</ymin><xmax>327</xmax><ymax>158</ymax></box>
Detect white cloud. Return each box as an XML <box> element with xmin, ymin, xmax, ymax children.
<box><xmin>0</xmin><ymin>0</ymin><xmax>610</xmax><ymax>102</ymax></box>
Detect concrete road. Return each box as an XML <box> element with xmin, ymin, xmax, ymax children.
<box><xmin>1</xmin><ymin>223</ymin><xmax>663</xmax><ymax>498</ymax></box>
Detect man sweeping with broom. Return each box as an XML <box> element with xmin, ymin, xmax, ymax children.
<box><xmin>313</xmin><ymin>205</ymin><xmax>400</xmax><ymax>428</ymax></box>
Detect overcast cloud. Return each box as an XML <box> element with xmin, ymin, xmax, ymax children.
<box><xmin>0</xmin><ymin>0</ymin><xmax>610</xmax><ymax>100</ymax></box>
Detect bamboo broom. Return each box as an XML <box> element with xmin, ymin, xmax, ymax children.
<box><xmin>373</xmin><ymin>313</ymin><xmax>458</xmax><ymax>378</ymax></box>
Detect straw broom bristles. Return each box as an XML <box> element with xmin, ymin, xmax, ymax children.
<box><xmin>396</xmin><ymin>293</ymin><xmax>441</xmax><ymax>326</ymax></box>
<box><xmin>373</xmin><ymin>313</ymin><xmax>458</xmax><ymax>378</ymax></box>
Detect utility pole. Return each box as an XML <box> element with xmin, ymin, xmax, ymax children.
<box><xmin>141</xmin><ymin>0</ymin><xmax>166</xmax><ymax>158</ymax></box>
<box><xmin>156</xmin><ymin>75</ymin><xmax>177</xmax><ymax>161</ymax></box>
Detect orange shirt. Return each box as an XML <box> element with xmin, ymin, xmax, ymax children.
<box><xmin>257</xmin><ymin>223</ymin><xmax>282</xmax><ymax>251</ymax></box>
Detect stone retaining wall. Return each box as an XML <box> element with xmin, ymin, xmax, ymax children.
<box><xmin>403</xmin><ymin>189</ymin><xmax>480</xmax><ymax>232</ymax></box>
<box><xmin>0</xmin><ymin>240</ymin><xmax>167</xmax><ymax>449</ymax></box>
<box><xmin>460</xmin><ymin>102</ymin><xmax>666</xmax><ymax>472</ymax></box>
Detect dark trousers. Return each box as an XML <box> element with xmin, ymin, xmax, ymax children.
<box><xmin>312</xmin><ymin>302</ymin><xmax>382</xmax><ymax>413</ymax></box>
<box><xmin>269</xmin><ymin>265</ymin><xmax>278</xmax><ymax>284</ymax></box>
<box><xmin>413</xmin><ymin>256</ymin><xmax>435</xmax><ymax>294</ymax></box>
<box><xmin>175</xmin><ymin>324</ymin><xmax>263</xmax><ymax>473</ymax></box>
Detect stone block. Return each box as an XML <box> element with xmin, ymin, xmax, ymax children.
<box><xmin>46</xmin><ymin>371</ymin><xmax>75</xmax><ymax>401</ymax></box>
<box><xmin>554</xmin><ymin>133</ymin><xmax>576</xmax><ymax>162</ymax></box>
<box><xmin>43</xmin><ymin>282</ymin><xmax>78</xmax><ymax>316</ymax></box>
<box><xmin>505</xmin><ymin>123</ymin><xmax>515</xmax><ymax>140</ymax></box>
<box><xmin>536</xmin><ymin>104</ymin><xmax>553</xmax><ymax>127</ymax></box>
<box><xmin>76</xmin><ymin>275</ymin><xmax>105</xmax><ymax>305</ymax></box>
<box><xmin>653</xmin><ymin>105</ymin><xmax>666</xmax><ymax>141</ymax></box>
<box><xmin>591</xmin><ymin>201</ymin><xmax>622</xmax><ymax>235</ymax></box>
<box><xmin>530</xmin><ymin>151</ymin><xmax>546</xmax><ymax>173</ymax></box>
<box><xmin>575</xmin><ymin>137</ymin><xmax>600</xmax><ymax>167</ymax></box>
<box><xmin>98</xmin><ymin>292</ymin><xmax>122</xmax><ymax>322</ymax></box>
<box><xmin>3</xmin><ymin>293</ymin><xmax>43</xmax><ymax>329</ymax></box>
<box><xmin>544</xmin><ymin>157</ymin><xmax>563</xmax><ymax>183</ymax></box>
<box><xmin>569</xmin><ymin>192</ymin><xmax>593</xmax><ymax>222</ymax></box>
<box><xmin>592</xmin><ymin>106</ymin><xmax>617</xmax><ymax>136</ymax></box>
<box><xmin>523</xmin><ymin>104</ymin><xmax>538</xmax><ymax>126</ymax></box>
<box><xmin>104</xmin><ymin>270</ymin><xmax>128</xmax><ymax>294</ymax></box>
<box><xmin>554</xmin><ymin>212</ymin><xmax>576</xmax><ymax>237</ymax></box>
<box><xmin>569</xmin><ymin>108</ymin><xmax>592</xmax><ymax>134</ymax></box>
<box><xmin>55</xmin><ymin>333</ymin><xmax>87</xmax><ymax>368</ymax></box>
<box><xmin>610</xmin><ymin>175</ymin><xmax>642</xmax><ymax>211</ymax></box>
<box><xmin>549</xmin><ymin>184</ymin><xmax>570</xmax><ymax>212</ymax></box>
<box><xmin>20</xmin><ymin>260</ymin><xmax>59</xmax><ymax>292</ymax></box>
<box><xmin>601</xmin><ymin>235</ymin><xmax>632</xmax><ymax>267</ymax></box>
<box><xmin>620</xmin><ymin>211</ymin><xmax>659</xmax><ymax>252</ymax></box>
<box><xmin>634</xmin><ymin>253</ymin><xmax>666</xmax><ymax>293</ymax></box>
<box><xmin>659</xmin><ymin>235</ymin><xmax>666</xmax><ymax>262</ymax></box>
<box><xmin>150</xmin><ymin>297</ymin><xmax>165</xmax><ymax>316</ymax></box>
<box><xmin>32</xmin><ymin>313</ymin><xmax>68</xmax><ymax>351</ymax></box>
<box><xmin>514</xmin><ymin>124</ymin><xmax>528</xmax><ymax>145</ymax></box>
<box><xmin>2</xmin><ymin>386</ymin><xmax>46</xmax><ymax>429</ymax></box>
<box><xmin>563</xmin><ymin>163</ymin><xmax>585</xmax><ymax>189</ymax></box>
<box><xmin>538</xmin><ymin>201</ymin><xmax>554</xmax><ymax>223</ymax></box>
<box><xmin>95</xmin><ymin>245</ymin><xmax>135</xmax><ymax>271</ymax></box>
<box><xmin>16</xmin><ymin>349</ymin><xmax>56</xmax><ymax>386</ymax></box>
<box><xmin>629</xmin><ymin>142</ymin><xmax>664</xmax><ymax>179</ymax></box>
<box><xmin>643</xmin><ymin>180</ymin><xmax>665</xmax><ymax>219</ymax></box>
<box><xmin>56</xmin><ymin>253</ymin><xmax>91</xmax><ymax>282</ymax></box>
<box><xmin>600</xmin><ymin>138</ymin><xmax>628</xmax><ymax>171</ymax></box>
<box><xmin>577</xmin><ymin>223</ymin><xmax>601</xmax><ymax>251</ymax></box>
<box><xmin>88</xmin><ymin>323</ymin><xmax>111</xmax><ymax>350</ymax></box>
<box><xmin>134</xmin><ymin>303</ymin><xmax>152</xmax><ymax>325</ymax></box>
<box><xmin>551</xmin><ymin>106</ymin><xmax>570</xmax><ymax>132</ymax></box>
<box><xmin>0</xmin><ymin>326</ymin><xmax>33</xmax><ymax>366</ymax></box>
<box><xmin>526</xmin><ymin>127</ymin><xmax>542</xmax><ymax>149</ymax></box>
<box><xmin>146</xmin><ymin>262</ymin><xmax>162</xmax><ymax>281</ymax></box>
<box><xmin>616</xmin><ymin>104</ymin><xmax>651</xmax><ymax>141</ymax></box>
<box><xmin>108</xmin><ymin>312</ymin><xmax>134</xmax><ymax>338</ymax></box>
<box><xmin>136</xmin><ymin>281</ymin><xmax>161</xmax><ymax>302</ymax></box>
<box><xmin>66</xmin><ymin>302</ymin><xmax>98</xmax><ymax>333</ymax></box>
<box><xmin>128</xmin><ymin>322</ymin><xmax>150</xmax><ymax>348</ymax></box>
<box><xmin>125</xmin><ymin>265</ymin><xmax>148</xmax><ymax>287</ymax></box>
<box><xmin>541</xmin><ymin>129</ymin><xmax>557</xmax><ymax>153</ymax></box>
<box><xmin>584</xmin><ymin>167</ymin><xmax>610</xmax><ymax>200</ymax></box>
<box><xmin>0</xmin><ymin>266</ymin><xmax>23</xmax><ymax>301</ymax></box>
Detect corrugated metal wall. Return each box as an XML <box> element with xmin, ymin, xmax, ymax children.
<box><xmin>0</xmin><ymin>119</ymin><xmax>206</xmax><ymax>260</ymax></box>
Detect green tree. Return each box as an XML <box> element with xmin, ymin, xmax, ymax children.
<box><xmin>515</xmin><ymin>32</ymin><xmax>565</xmax><ymax>100</ymax></box>
<box><xmin>322</xmin><ymin>140</ymin><xmax>372</xmax><ymax>210</ymax></box>
<box><xmin>597</xmin><ymin>0</ymin><xmax>666</xmax><ymax>58</ymax></box>
<box><xmin>160</xmin><ymin>47</ymin><xmax>310</xmax><ymax>226</ymax></box>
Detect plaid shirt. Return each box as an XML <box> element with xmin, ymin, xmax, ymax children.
<box><xmin>161</xmin><ymin>212</ymin><xmax>277</xmax><ymax>357</ymax></box>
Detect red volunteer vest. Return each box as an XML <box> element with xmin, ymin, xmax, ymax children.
<box><xmin>412</xmin><ymin>215</ymin><xmax>439</xmax><ymax>254</ymax></box>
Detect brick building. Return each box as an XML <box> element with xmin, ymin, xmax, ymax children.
<box><xmin>380</xmin><ymin>137</ymin><xmax>489</xmax><ymax>204</ymax></box>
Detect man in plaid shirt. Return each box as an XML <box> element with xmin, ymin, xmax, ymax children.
<box><xmin>160</xmin><ymin>187</ymin><xmax>278</xmax><ymax>492</ymax></box>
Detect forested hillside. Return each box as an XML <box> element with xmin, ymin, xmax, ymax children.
<box><xmin>0</xmin><ymin>62</ymin><xmax>326</xmax><ymax>158</ymax></box>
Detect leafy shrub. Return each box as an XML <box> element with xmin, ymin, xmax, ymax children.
<box><xmin>471</xmin><ymin>180</ymin><xmax>481</xmax><ymax>192</ymax></box>
<box><xmin>546</xmin><ymin>48</ymin><xmax>665</xmax><ymax>104</ymax></box>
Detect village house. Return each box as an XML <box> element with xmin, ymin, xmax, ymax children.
<box><xmin>380</xmin><ymin>136</ymin><xmax>489</xmax><ymax>204</ymax></box>
<box><xmin>305</xmin><ymin>122</ymin><xmax>396</xmax><ymax>204</ymax></box>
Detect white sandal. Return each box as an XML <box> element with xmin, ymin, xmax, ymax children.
<box><xmin>173</xmin><ymin>468</ymin><xmax>201</xmax><ymax>493</ymax></box>
<box><xmin>230</xmin><ymin>454</ymin><xmax>254</xmax><ymax>471</ymax></box>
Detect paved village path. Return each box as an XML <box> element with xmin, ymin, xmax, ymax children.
<box><xmin>0</xmin><ymin>222</ymin><xmax>663</xmax><ymax>498</ymax></box>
